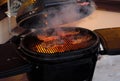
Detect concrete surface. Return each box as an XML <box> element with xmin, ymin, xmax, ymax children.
<box><xmin>93</xmin><ymin>55</ymin><xmax>120</xmax><ymax>81</ymax></box>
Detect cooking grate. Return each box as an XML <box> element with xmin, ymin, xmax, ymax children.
<box><xmin>21</xmin><ymin>27</ymin><xmax>96</xmax><ymax>54</ymax></box>
<box><xmin>31</xmin><ymin>35</ymin><xmax>92</xmax><ymax>54</ymax></box>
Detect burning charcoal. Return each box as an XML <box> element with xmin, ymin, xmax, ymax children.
<box><xmin>37</xmin><ymin>35</ymin><xmax>59</xmax><ymax>42</ymax></box>
<box><xmin>34</xmin><ymin>30</ymin><xmax>92</xmax><ymax>53</ymax></box>
<box><xmin>60</xmin><ymin>31</ymin><xmax>79</xmax><ymax>37</ymax></box>
<box><xmin>26</xmin><ymin>27</ymin><xmax>96</xmax><ymax>54</ymax></box>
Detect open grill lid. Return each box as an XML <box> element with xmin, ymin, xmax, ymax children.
<box><xmin>16</xmin><ymin>0</ymin><xmax>95</xmax><ymax>29</ymax></box>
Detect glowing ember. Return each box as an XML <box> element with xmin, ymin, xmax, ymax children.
<box><xmin>32</xmin><ymin>30</ymin><xmax>92</xmax><ymax>54</ymax></box>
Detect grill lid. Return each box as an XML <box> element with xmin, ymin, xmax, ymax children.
<box><xmin>16</xmin><ymin>0</ymin><xmax>95</xmax><ymax>29</ymax></box>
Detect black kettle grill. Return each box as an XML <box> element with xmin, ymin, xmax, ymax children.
<box><xmin>0</xmin><ymin>0</ymin><xmax>120</xmax><ymax>81</ymax></box>
<box><xmin>1</xmin><ymin>27</ymin><xmax>120</xmax><ymax>81</ymax></box>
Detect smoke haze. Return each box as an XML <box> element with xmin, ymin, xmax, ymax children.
<box><xmin>41</xmin><ymin>1</ymin><xmax>96</xmax><ymax>27</ymax></box>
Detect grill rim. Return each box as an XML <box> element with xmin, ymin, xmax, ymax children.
<box><xmin>19</xmin><ymin>27</ymin><xmax>100</xmax><ymax>60</ymax></box>
<box><xmin>20</xmin><ymin>27</ymin><xmax>100</xmax><ymax>55</ymax></box>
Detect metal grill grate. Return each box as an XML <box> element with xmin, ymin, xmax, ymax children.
<box><xmin>21</xmin><ymin>27</ymin><xmax>96</xmax><ymax>54</ymax></box>
<box><xmin>31</xmin><ymin>35</ymin><xmax>92</xmax><ymax>54</ymax></box>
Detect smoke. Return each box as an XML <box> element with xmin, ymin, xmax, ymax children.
<box><xmin>41</xmin><ymin>1</ymin><xmax>96</xmax><ymax>27</ymax></box>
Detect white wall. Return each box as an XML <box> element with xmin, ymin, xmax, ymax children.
<box><xmin>62</xmin><ymin>10</ymin><xmax>120</xmax><ymax>30</ymax></box>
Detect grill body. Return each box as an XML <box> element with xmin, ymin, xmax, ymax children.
<box><xmin>26</xmin><ymin>49</ymin><xmax>98</xmax><ymax>81</ymax></box>
<box><xmin>19</xmin><ymin>27</ymin><xmax>100</xmax><ymax>81</ymax></box>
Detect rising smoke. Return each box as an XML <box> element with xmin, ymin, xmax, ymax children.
<box><xmin>40</xmin><ymin>1</ymin><xmax>96</xmax><ymax>28</ymax></box>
